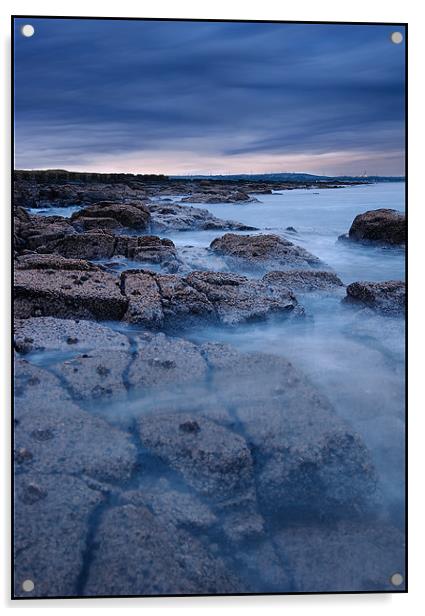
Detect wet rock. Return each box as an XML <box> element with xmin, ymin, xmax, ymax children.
<box><xmin>113</xmin><ymin>235</ymin><xmax>181</xmax><ymax>271</ymax></box>
<box><xmin>14</xmin><ymin>317</ymin><xmax>130</xmax><ymax>354</ymax></box>
<box><xmin>128</xmin><ymin>332</ymin><xmax>208</xmax><ymax>390</ymax></box>
<box><xmin>15</xmin><ymin>253</ymin><xmax>99</xmax><ymax>271</ymax></box>
<box><xmin>19</xmin><ymin>182</ymin><xmax>146</xmax><ymax>208</ymax></box>
<box><xmin>148</xmin><ymin>202</ymin><xmax>257</xmax><ymax>232</ymax></box>
<box><xmin>14</xmin><ymin>267</ymin><xmax>127</xmax><ymax>320</ymax></box>
<box><xmin>14</xmin><ymin>212</ymin><xmax>76</xmax><ymax>254</ymax></box>
<box><xmin>201</xmin><ymin>343</ymin><xmax>377</xmax><ymax>517</ymax></box>
<box><xmin>71</xmin><ymin>201</ymin><xmax>151</xmax><ymax>231</ymax></box>
<box><xmin>138</xmin><ymin>413</ymin><xmax>255</xmax><ymax>505</ymax></box>
<box><xmin>340</xmin><ymin>208</ymin><xmax>405</xmax><ymax>245</ymax></box>
<box><xmin>210</xmin><ymin>233</ymin><xmax>323</xmax><ymax>272</ymax></box>
<box><xmin>186</xmin><ymin>271</ymin><xmax>303</xmax><ymax>325</ymax></box>
<box><xmin>122</xmin><ymin>270</ymin><xmax>303</xmax><ymax>329</ymax></box>
<box><xmin>343</xmin><ymin>280</ymin><xmax>405</xmax><ymax>316</ymax></box>
<box><xmin>36</xmin><ymin>230</ymin><xmax>117</xmax><ymax>260</ymax></box>
<box><xmin>84</xmin><ymin>504</ymin><xmax>244</xmax><ymax>596</ymax></box>
<box><xmin>275</xmin><ymin>520</ymin><xmax>405</xmax><ymax>592</ymax></box>
<box><xmin>181</xmin><ymin>190</ymin><xmax>258</xmax><ymax>204</ymax></box>
<box><xmin>14</xmin><ymin>473</ymin><xmax>105</xmax><ymax>598</ymax></box>
<box><xmin>14</xmin><ymin>361</ymin><xmax>137</xmax><ymax>482</ymax></box>
<box><xmin>263</xmin><ymin>270</ymin><xmax>344</xmax><ymax>292</ymax></box>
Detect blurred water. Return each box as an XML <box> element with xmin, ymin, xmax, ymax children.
<box><xmin>166</xmin><ymin>182</ymin><xmax>405</xmax><ymax>283</ymax></box>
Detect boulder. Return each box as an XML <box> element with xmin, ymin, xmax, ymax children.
<box><xmin>343</xmin><ymin>280</ymin><xmax>405</xmax><ymax>316</ymax></box>
<box><xmin>148</xmin><ymin>202</ymin><xmax>256</xmax><ymax>232</ymax></box>
<box><xmin>210</xmin><ymin>233</ymin><xmax>323</xmax><ymax>272</ymax></box>
<box><xmin>340</xmin><ymin>209</ymin><xmax>405</xmax><ymax>245</ymax></box>
<box><xmin>14</xmin><ymin>267</ymin><xmax>127</xmax><ymax>320</ymax></box>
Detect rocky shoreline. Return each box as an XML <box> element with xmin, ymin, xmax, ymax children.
<box><xmin>13</xmin><ymin>172</ymin><xmax>406</xmax><ymax>597</ymax></box>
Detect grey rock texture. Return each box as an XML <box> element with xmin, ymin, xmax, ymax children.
<box><xmin>344</xmin><ymin>280</ymin><xmax>405</xmax><ymax>316</ymax></box>
<box><xmin>148</xmin><ymin>202</ymin><xmax>256</xmax><ymax>232</ymax></box>
<box><xmin>71</xmin><ymin>201</ymin><xmax>151</xmax><ymax>231</ymax></box>
<box><xmin>210</xmin><ymin>233</ymin><xmax>323</xmax><ymax>272</ymax></box>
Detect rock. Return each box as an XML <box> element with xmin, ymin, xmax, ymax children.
<box><xmin>201</xmin><ymin>343</ymin><xmax>377</xmax><ymax>517</ymax></box>
<box><xmin>14</xmin><ymin>360</ymin><xmax>136</xmax><ymax>481</ymax></box>
<box><xmin>15</xmin><ymin>253</ymin><xmax>99</xmax><ymax>271</ymax></box>
<box><xmin>14</xmin><ymin>267</ymin><xmax>128</xmax><ymax>320</ymax></box>
<box><xmin>263</xmin><ymin>270</ymin><xmax>344</xmax><ymax>292</ymax></box>
<box><xmin>14</xmin><ymin>213</ymin><xmax>76</xmax><ymax>253</ymax></box>
<box><xmin>36</xmin><ymin>230</ymin><xmax>117</xmax><ymax>260</ymax></box>
<box><xmin>14</xmin><ymin>473</ymin><xmax>105</xmax><ymax>598</ymax></box>
<box><xmin>210</xmin><ymin>233</ymin><xmax>323</xmax><ymax>272</ymax></box>
<box><xmin>185</xmin><ymin>271</ymin><xmax>303</xmax><ymax>325</ymax></box>
<box><xmin>137</xmin><ymin>413</ymin><xmax>256</xmax><ymax>508</ymax></box>
<box><xmin>18</xmin><ymin>182</ymin><xmax>146</xmax><ymax>208</ymax></box>
<box><xmin>83</xmin><ymin>504</ymin><xmax>244</xmax><ymax>596</ymax></box>
<box><xmin>343</xmin><ymin>281</ymin><xmax>405</xmax><ymax>316</ymax></box>
<box><xmin>14</xmin><ymin>317</ymin><xmax>130</xmax><ymax>354</ymax></box>
<box><xmin>181</xmin><ymin>190</ymin><xmax>258</xmax><ymax>204</ymax></box>
<box><xmin>340</xmin><ymin>209</ymin><xmax>405</xmax><ymax>245</ymax></box>
<box><xmin>275</xmin><ymin>520</ymin><xmax>405</xmax><ymax>592</ymax></box>
<box><xmin>113</xmin><ymin>235</ymin><xmax>181</xmax><ymax>271</ymax></box>
<box><xmin>148</xmin><ymin>202</ymin><xmax>257</xmax><ymax>232</ymax></box>
<box><xmin>71</xmin><ymin>201</ymin><xmax>150</xmax><ymax>231</ymax></box>
<box><xmin>121</xmin><ymin>270</ymin><xmax>303</xmax><ymax>329</ymax></box>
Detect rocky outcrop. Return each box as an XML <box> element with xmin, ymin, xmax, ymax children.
<box><xmin>122</xmin><ymin>270</ymin><xmax>303</xmax><ymax>328</ymax></box>
<box><xmin>343</xmin><ymin>280</ymin><xmax>405</xmax><ymax>316</ymax></box>
<box><xmin>14</xmin><ymin>266</ymin><xmax>127</xmax><ymax>320</ymax></box>
<box><xmin>148</xmin><ymin>202</ymin><xmax>256</xmax><ymax>232</ymax></box>
<box><xmin>181</xmin><ymin>190</ymin><xmax>258</xmax><ymax>204</ymax></box>
<box><xmin>15</xmin><ymin>182</ymin><xmax>146</xmax><ymax>208</ymax></box>
<box><xmin>71</xmin><ymin>201</ymin><xmax>151</xmax><ymax>231</ymax></box>
<box><xmin>210</xmin><ymin>233</ymin><xmax>323</xmax><ymax>272</ymax></box>
<box><xmin>340</xmin><ymin>209</ymin><xmax>406</xmax><ymax>245</ymax></box>
<box><xmin>14</xmin><ymin>212</ymin><xmax>76</xmax><ymax>254</ymax></box>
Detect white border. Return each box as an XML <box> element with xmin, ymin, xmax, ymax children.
<box><xmin>1</xmin><ymin>1</ymin><xmax>422</xmax><ymax>613</ymax></box>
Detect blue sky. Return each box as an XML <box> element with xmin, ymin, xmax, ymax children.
<box><xmin>13</xmin><ymin>18</ymin><xmax>405</xmax><ymax>175</ymax></box>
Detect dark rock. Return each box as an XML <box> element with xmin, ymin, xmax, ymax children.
<box><xmin>71</xmin><ymin>201</ymin><xmax>151</xmax><ymax>230</ymax></box>
<box><xmin>14</xmin><ymin>212</ymin><xmax>76</xmax><ymax>254</ymax></box>
<box><xmin>181</xmin><ymin>190</ymin><xmax>258</xmax><ymax>204</ymax></box>
<box><xmin>15</xmin><ymin>253</ymin><xmax>99</xmax><ymax>271</ymax></box>
<box><xmin>343</xmin><ymin>280</ymin><xmax>405</xmax><ymax>316</ymax></box>
<box><xmin>210</xmin><ymin>233</ymin><xmax>323</xmax><ymax>272</ymax></box>
<box><xmin>340</xmin><ymin>209</ymin><xmax>405</xmax><ymax>245</ymax></box>
<box><xmin>36</xmin><ymin>230</ymin><xmax>116</xmax><ymax>260</ymax></box>
<box><xmin>14</xmin><ymin>268</ymin><xmax>128</xmax><ymax>320</ymax></box>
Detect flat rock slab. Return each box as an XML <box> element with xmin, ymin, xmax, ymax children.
<box><xmin>263</xmin><ymin>269</ymin><xmax>343</xmax><ymax>292</ymax></box>
<box><xmin>14</xmin><ymin>267</ymin><xmax>128</xmax><ymax>320</ymax></box>
<box><xmin>14</xmin><ymin>360</ymin><xmax>136</xmax><ymax>481</ymax></box>
<box><xmin>14</xmin><ymin>472</ymin><xmax>105</xmax><ymax>598</ymax></box>
<box><xmin>122</xmin><ymin>269</ymin><xmax>303</xmax><ymax>329</ymax></box>
<box><xmin>83</xmin><ymin>504</ymin><xmax>244</xmax><ymax>596</ymax></box>
<box><xmin>181</xmin><ymin>190</ymin><xmax>258</xmax><ymax>204</ymax></box>
<box><xmin>343</xmin><ymin>280</ymin><xmax>405</xmax><ymax>316</ymax></box>
<box><xmin>340</xmin><ymin>208</ymin><xmax>405</xmax><ymax>245</ymax></box>
<box><xmin>14</xmin><ymin>316</ymin><xmax>130</xmax><ymax>354</ymax></box>
<box><xmin>148</xmin><ymin>202</ymin><xmax>257</xmax><ymax>232</ymax></box>
<box><xmin>275</xmin><ymin>520</ymin><xmax>405</xmax><ymax>592</ymax></box>
<box><xmin>210</xmin><ymin>233</ymin><xmax>324</xmax><ymax>272</ymax></box>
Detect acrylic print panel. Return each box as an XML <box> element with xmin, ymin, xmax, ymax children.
<box><xmin>12</xmin><ymin>17</ymin><xmax>406</xmax><ymax>598</ymax></box>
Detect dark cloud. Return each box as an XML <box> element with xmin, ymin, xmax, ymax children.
<box><xmin>13</xmin><ymin>19</ymin><xmax>405</xmax><ymax>174</ymax></box>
